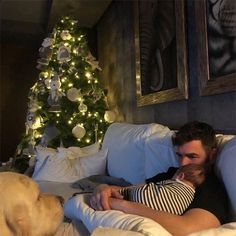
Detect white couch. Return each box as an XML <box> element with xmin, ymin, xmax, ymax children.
<box><xmin>35</xmin><ymin>122</ymin><xmax>236</xmax><ymax>235</ymax></box>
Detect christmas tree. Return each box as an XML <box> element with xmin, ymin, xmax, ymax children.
<box><xmin>15</xmin><ymin>16</ymin><xmax>116</xmax><ymax>172</ymax></box>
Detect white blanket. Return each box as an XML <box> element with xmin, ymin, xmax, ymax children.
<box><xmin>64</xmin><ymin>194</ymin><xmax>171</xmax><ymax>236</ymax></box>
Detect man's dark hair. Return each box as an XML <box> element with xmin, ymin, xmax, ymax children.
<box><xmin>172</xmin><ymin>121</ymin><xmax>217</xmax><ymax>152</ymax></box>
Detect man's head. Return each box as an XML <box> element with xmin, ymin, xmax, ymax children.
<box><xmin>172</xmin><ymin>121</ymin><xmax>217</xmax><ymax>167</ymax></box>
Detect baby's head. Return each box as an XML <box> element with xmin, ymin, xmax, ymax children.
<box><xmin>174</xmin><ymin>164</ymin><xmax>206</xmax><ymax>189</ymax></box>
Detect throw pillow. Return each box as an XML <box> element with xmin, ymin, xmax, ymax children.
<box><xmin>76</xmin><ymin>149</ymin><xmax>108</xmax><ymax>179</ymax></box>
<box><xmin>103</xmin><ymin>122</ymin><xmax>164</xmax><ymax>184</ymax></box>
<box><xmin>33</xmin><ymin>146</ymin><xmax>57</xmax><ymax>178</ymax></box>
<box><xmin>57</xmin><ymin>142</ymin><xmax>100</xmax><ymax>159</ymax></box>
<box><xmin>216</xmin><ymin>137</ymin><xmax>236</xmax><ymax>221</ymax></box>
<box><xmin>33</xmin><ymin>144</ymin><xmax>106</xmax><ymax>183</ymax></box>
<box><xmin>32</xmin><ymin>152</ymin><xmax>79</xmax><ymax>183</ymax></box>
<box><xmin>144</xmin><ymin>129</ymin><xmax>179</xmax><ymax>179</ymax></box>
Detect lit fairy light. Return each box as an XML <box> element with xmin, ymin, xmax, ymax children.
<box><xmin>86</xmin><ymin>139</ymin><xmax>90</xmax><ymax>143</ymax></box>
<box><xmin>68</xmin><ymin>120</ymin><xmax>72</xmax><ymax>124</ymax></box>
<box><xmin>94</xmin><ymin>79</ymin><xmax>98</xmax><ymax>83</ymax></box>
<box><xmin>85</xmin><ymin>72</ymin><xmax>91</xmax><ymax>78</ymax></box>
<box><xmin>71</xmin><ymin>61</ymin><xmax>75</xmax><ymax>66</ymax></box>
<box><xmin>61</xmin><ymin>77</ymin><xmax>66</xmax><ymax>82</ymax></box>
<box><xmin>56</xmin><ymin>113</ymin><xmax>60</xmax><ymax>117</ymax></box>
<box><xmin>68</xmin><ymin>83</ymin><xmax>73</xmax><ymax>87</ymax></box>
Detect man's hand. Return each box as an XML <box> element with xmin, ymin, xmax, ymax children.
<box><xmin>89</xmin><ymin>184</ymin><xmax>123</xmax><ymax>210</ymax></box>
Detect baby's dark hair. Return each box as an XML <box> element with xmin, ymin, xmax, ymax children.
<box><xmin>172</xmin><ymin>121</ymin><xmax>217</xmax><ymax>154</ymax></box>
<box><xmin>176</xmin><ymin>164</ymin><xmax>207</xmax><ymax>188</ymax></box>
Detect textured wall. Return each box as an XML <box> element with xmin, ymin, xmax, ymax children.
<box><xmin>98</xmin><ymin>0</ymin><xmax>236</xmax><ymax>133</ymax></box>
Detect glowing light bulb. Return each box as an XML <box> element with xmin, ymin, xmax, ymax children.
<box><xmin>68</xmin><ymin>83</ymin><xmax>73</xmax><ymax>87</ymax></box>
<box><xmin>56</xmin><ymin>114</ymin><xmax>60</xmax><ymax>117</ymax></box>
<box><xmin>86</xmin><ymin>139</ymin><xmax>90</xmax><ymax>143</ymax></box>
<box><xmin>68</xmin><ymin>120</ymin><xmax>72</xmax><ymax>124</ymax></box>
<box><xmin>85</xmin><ymin>72</ymin><xmax>91</xmax><ymax>78</ymax></box>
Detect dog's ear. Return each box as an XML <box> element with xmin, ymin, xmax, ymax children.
<box><xmin>0</xmin><ymin>210</ymin><xmax>13</xmax><ymax>236</ymax></box>
<box><xmin>5</xmin><ymin>204</ymin><xmax>31</xmax><ymax>236</ymax></box>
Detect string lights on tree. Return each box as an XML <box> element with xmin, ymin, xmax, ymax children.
<box><xmin>16</xmin><ymin>16</ymin><xmax>116</xmax><ymax>170</ymax></box>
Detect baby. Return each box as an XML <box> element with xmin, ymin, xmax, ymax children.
<box><xmin>119</xmin><ymin>164</ymin><xmax>206</xmax><ymax>215</ymax></box>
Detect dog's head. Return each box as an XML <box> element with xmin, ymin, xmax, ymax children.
<box><xmin>0</xmin><ymin>172</ymin><xmax>64</xmax><ymax>236</ymax></box>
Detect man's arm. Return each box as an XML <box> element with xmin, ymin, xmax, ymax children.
<box><xmin>90</xmin><ymin>183</ymin><xmax>144</xmax><ymax>210</ymax></box>
<box><xmin>109</xmin><ymin>198</ymin><xmax>221</xmax><ymax>236</ymax></box>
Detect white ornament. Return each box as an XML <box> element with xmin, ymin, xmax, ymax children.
<box><xmin>67</xmin><ymin>87</ymin><xmax>80</xmax><ymax>101</ymax></box>
<box><xmin>104</xmin><ymin>110</ymin><xmax>116</xmax><ymax>123</ymax></box>
<box><xmin>49</xmin><ymin>75</ymin><xmax>62</xmax><ymax>102</ymax></box>
<box><xmin>72</xmin><ymin>124</ymin><xmax>86</xmax><ymax>139</ymax></box>
<box><xmin>79</xmin><ymin>103</ymin><xmax>88</xmax><ymax>112</ymax></box>
<box><xmin>26</xmin><ymin>112</ymin><xmax>42</xmax><ymax>130</ymax></box>
<box><xmin>57</xmin><ymin>45</ymin><xmax>71</xmax><ymax>62</ymax></box>
<box><xmin>60</xmin><ymin>30</ymin><xmax>72</xmax><ymax>40</ymax></box>
<box><xmin>44</xmin><ymin>78</ymin><xmax>51</xmax><ymax>89</ymax></box>
<box><xmin>42</xmin><ymin>37</ymin><xmax>54</xmax><ymax>47</ymax></box>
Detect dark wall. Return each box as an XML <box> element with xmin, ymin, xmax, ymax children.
<box><xmin>0</xmin><ymin>42</ymin><xmax>39</xmax><ymax>162</ymax></box>
<box><xmin>97</xmin><ymin>0</ymin><xmax>236</xmax><ymax>133</ymax></box>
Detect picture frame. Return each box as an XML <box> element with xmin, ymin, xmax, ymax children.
<box><xmin>135</xmin><ymin>0</ymin><xmax>188</xmax><ymax>107</ymax></box>
<box><xmin>195</xmin><ymin>0</ymin><xmax>236</xmax><ymax>96</ymax></box>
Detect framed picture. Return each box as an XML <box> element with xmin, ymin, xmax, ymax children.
<box><xmin>135</xmin><ymin>0</ymin><xmax>188</xmax><ymax>107</ymax></box>
<box><xmin>195</xmin><ymin>0</ymin><xmax>236</xmax><ymax>96</ymax></box>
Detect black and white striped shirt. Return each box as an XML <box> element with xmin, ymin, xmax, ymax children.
<box><xmin>119</xmin><ymin>179</ymin><xmax>195</xmax><ymax>215</ymax></box>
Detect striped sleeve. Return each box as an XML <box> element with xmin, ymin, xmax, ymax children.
<box><xmin>127</xmin><ymin>180</ymin><xmax>195</xmax><ymax>215</ymax></box>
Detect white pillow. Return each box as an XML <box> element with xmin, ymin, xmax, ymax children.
<box><xmin>216</xmin><ymin>137</ymin><xmax>236</xmax><ymax>221</ymax></box>
<box><xmin>64</xmin><ymin>194</ymin><xmax>171</xmax><ymax>236</ymax></box>
<box><xmin>69</xmin><ymin>142</ymin><xmax>100</xmax><ymax>157</ymax></box>
<box><xmin>33</xmin><ymin>146</ymin><xmax>57</xmax><ymax>177</ymax></box>
<box><xmin>103</xmin><ymin>123</ymin><xmax>163</xmax><ymax>184</ymax></box>
<box><xmin>144</xmin><ymin>129</ymin><xmax>179</xmax><ymax>179</ymax></box>
<box><xmin>32</xmin><ymin>152</ymin><xmax>80</xmax><ymax>183</ymax></box>
<box><xmin>33</xmin><ymin>148</ymin><xmax>107</xmax><ymax>183</ymax></box>
<box><xmin>76</xmin><ymin>149</ymin><xmax>108</xmax><ymax>179</ymax></box>
<box><xmin>57</xmin><ymin>142</ymin><xmax>100</xmax><ymax>159</ymax></box>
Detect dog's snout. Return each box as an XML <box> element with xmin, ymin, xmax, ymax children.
<box><xmin>57</xmin><ymin>196</ymin><xmax>65</xmax><ymax>206</ymax></box>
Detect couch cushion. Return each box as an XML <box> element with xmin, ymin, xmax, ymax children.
<box><xmin>144</xmin><ymin>129</ymin><xmax>179</xmax><ymax>179</ymax></box>
<box><xmin>216</xmin><ymin>137</ymin><xmax>236</xmax><ymax>221</ymax></box>
<box><xmin>102</xmin><ymin>123</ymin><xmax>163</xmax><ymax>184</ymax></box>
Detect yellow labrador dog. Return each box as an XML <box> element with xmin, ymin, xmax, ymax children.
<box><xmin>0</xmin><ymin>172</ymin><xmax>64</xmax><ymax>236</ymax></box>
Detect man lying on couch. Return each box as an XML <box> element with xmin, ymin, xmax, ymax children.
<box><xmin>90</xmin><ymin>121</ymin><xmax>229</xmax><ymax>236</ymax></box>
